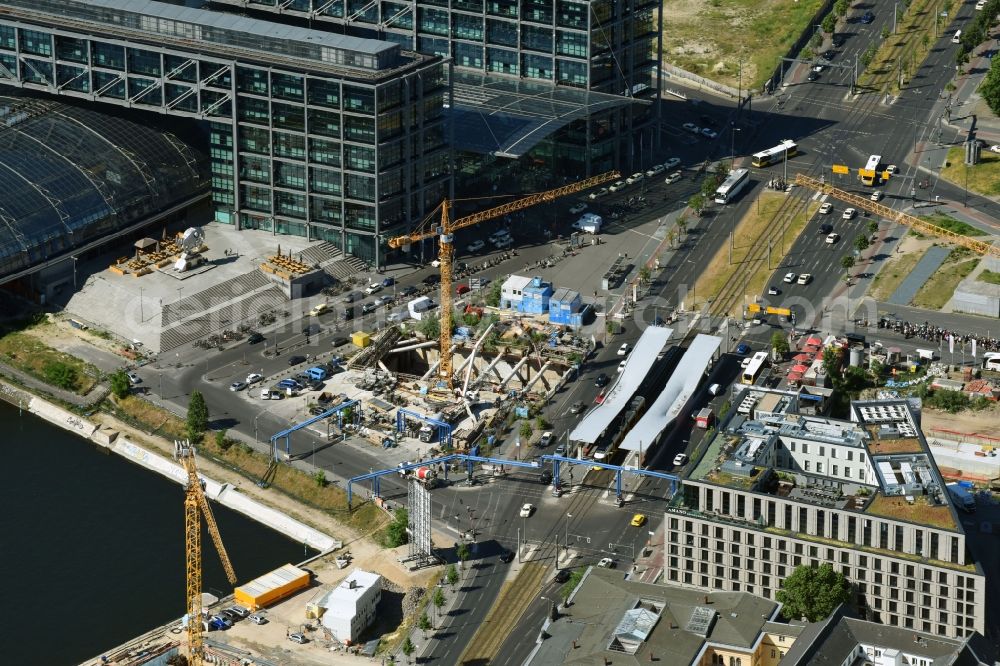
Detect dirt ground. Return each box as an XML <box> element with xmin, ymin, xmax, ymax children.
<box><xmin>921</xmin><ymin>404</ymin><xmax>1000</xmax><ymax>447</ymax></box>
<box><xmin>22</xmin><ymin>315</ymin><xmax>134</xmax><ymax>371</ymax></box>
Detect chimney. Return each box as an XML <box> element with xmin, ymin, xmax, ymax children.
<box><xmin>349</xmin><ymin>579</ymin><xmax>357</xmax><ymax>589</ymax></box>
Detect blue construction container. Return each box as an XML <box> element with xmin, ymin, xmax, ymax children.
<box><xmin>519</xmin><ymin>276</ymin><xmax>553</xmax><ymax>314</ymax></box>
<box><xmin>549</xmin><ymin>287</ymin><xmax>582</xmax><ymax>326</ymax></box>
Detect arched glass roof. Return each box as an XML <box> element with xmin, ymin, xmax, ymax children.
<box><xmin>0</xmin><ymin>95</ymin><xmax>209</xmax><ymax>279</ymax></box>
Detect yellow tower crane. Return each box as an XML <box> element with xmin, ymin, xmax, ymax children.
<box><xmin>387</xmin><ymin>171</ymin><xmax>619</xmax><ymax>387</ymax></box>
<box><xmin>175</xmin><ymin>440</ymin><xmax>238</xmax><ymax>665</ymax></box>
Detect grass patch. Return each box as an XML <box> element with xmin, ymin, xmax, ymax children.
<box><xmin>866</xmin><ymin>494</ymin><xmax>957</xmax><ymax>530</ymax></box>
<box><xmin>919</xmin><ymin>213</ymin><xmax>986</xmax><ymax>236</ymax></box>
<box><xmin>912</xmin><ymin>257</ymin><xmax>978</xmax><ymax>309</ymax></box>
<box><xmin>691</xmin><ymin>191</ymin><xmax>816</xmax><ymax>317</ymax></box>
<box><xmin>858</xmin><ymin>0</ymin><xmax>943</xmax><ymax>94</ymax></box>
<box><xmin>979</xmin><ymin>269</ymin><xmax>1000</xmax><ymax>285</ymax></box>
<box><xmin>0</xmin><ymin>326</ymin><xmax>99</xmax><ymax>394</ymax></box>
<box><xmin>112</xmin><ymin>395</ymin><xmax>188</xmax><ymax>439</ymax></box>
<box><xmin>662</xmin><ymin>0</ymin><xmax>824</xmax><ymax>91</ymax></box>
<box><xmin>940</xmin><ymin>147</ymin><xmax>1000</xmax><ymax>196</ymax></box>
<box><xmin>869</xmin><ymin>246</ymin><xmax>929</xmax><ymax>301</ymax></box>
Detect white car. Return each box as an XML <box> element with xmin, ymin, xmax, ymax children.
<box><xmin>990</xmin><ymin>145</ymin><xmax>1000</xmax><ymax>153</ymax></box>
<box><xmin>539</xmin><ymin>431</ymin><xmax>553</xmax><ymax>447</ymax></box>
<box><xmin>618</xmin><ymin>359</ymin><xmax>627</xmax><ymax>372</ymax></box>
<box><xmin>645</xmin><ymin>164</ymin><xmax>665</xmax><ymax>177</ymax></box>
<box><xmin>842</xmin><ymin>208</ymin><xmax>856</xmax><ymax>220</ymax></box>
<box><xmin>783</xmin><ymin>272</ymin><xmax>797</xmax><ymax>283</ymax></box>
<box><xmin>126</xmin><ymin>371</ymin><xmax>141</xmax><ymax>385</ymax></box>
<box><xmin>767</xmin><ymin>286</ymin><xmax>780</xmax><ymax>295</ymax></box>
<box><xmin>364</xmin><ymin>283</ymin><xmax>382</xmax><ymax>295</ymax></box>
<box><xmin>625</xmin><ymin>172</ymin><xmax>645</xmax><ymax>185</ymax></box>
<box><xmin>682</xmin><ymin>122</ymin><xmax>701</xmax><ymax>134</ymax></box>
<box><xmin>664</xmin><ymin>171</ymin><xmax>683</xmax><ymax>185</ymax></box>
<box><xmin>797</xmin><ymin>273</ymin><xmax>812</xmax><ymax>285</ymax></box>
<box><xmin>673</xmin><ymin>453</ymin><xmax>689</xmax><ymax>466</ymax></box>
<box><xmin>519</xmin><ymin>503</ymin><xmax>535</xmax><ymax>518</ymax></box>
<box><xmin>246</xmin><ymin>372</ymin><xmax>264</xmax><ymax>384</ymax></box>
<box><xmin>569</xmin><ymin>202</ymin><xmax>588</xmax><ymax>214</ymax></box>
<box><xmin>826</xmin><ymin>233</ymin><xmax>840</xmax><ymax>244</ymax></box>
<box><xmin>588</xmin><ymin>187</ymin><xmax>609</xmax><ymax>200</ymax></box>
<box><xmin>466</xmin><ymin>239</ymin><xmax>485</xmax><ymax>253</ymax></box>
<box><xmin>811</xmin><ymin>64</ymin><xmax>824</xmax><ymax>73</ymax></box>
<box><xmin>662</xmin><ymin>157</ymin><xmax>681</xmax><ymax>170</ymax></box>
<box><xmin>609</xmin><ymin>180</ymin><xmax>628</xmax><ymax>193</ymax></box>
<box><xmin>741</xmin><ymin>357</ymin><xmax>753</xmax><ymax>369</ymax></box>
<box><xmin>617</xmin><ymin>342</ymin><xmax>630</xmax><ymax>356</ymax></box>
<box><xmin>701</xmin><ymin>127</ymin><xmax>718</xmax><ymax>139</ymax></box>
<box><xmin>819</xmin><ymin>202</ymin><xmax>833</xmax><ymax>214</ymax></box>
<box><xmin>597</xmin><ymin>557</ymin><xmax>616</xmax><ymax>568</ymax></box>
<box><xmin>885</xmin><ymin>164</ymin><xmax>898</xmax><ymax>174</ymax></box>
<box><xmin>870</xmin><ymin>190</ymin><xmax>883</xmax><ymax>202</ymax></box>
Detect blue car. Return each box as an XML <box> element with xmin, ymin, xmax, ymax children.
<box><xmin>382</xmin><ymin>276</ymin><xmax>395</xmax><ymax>287</ymax></box>
<box><xmin>859</xmin><ymin>11</ymin><xmax>874</xmax><ymax>23</ymax></box>
<box><xmin>277</xmin><ymin>379</ymin><xmax>302</xmax><ymax>390</ymax></box>
<box><xmin>735</xmin><ymin>342</ymin><xmax>751</xmax><ymax>355</ymax></box>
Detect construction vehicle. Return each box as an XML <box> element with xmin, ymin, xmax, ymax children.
<box><xmin>398</xmin><ymin>463</ymin><xmax>439</xmax><ymax>487</ymax></box>
<box><xmin>387</xmin><ymin>171</ymin><xmax>619</xmax><ymax>387</ymax></box>
<box><xmin>175</xmin><ymin>440</ymin><xmax>238</xmax><ymax>665</ymax></box>
<box><xmin>794</xmin><ymin>174</ymin><xmax>1000</xmax><ymax>258</ymax></box>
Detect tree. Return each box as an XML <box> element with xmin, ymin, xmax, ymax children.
<box><xmin>215</xmin><ymin>429</ymin><xmax>233</xmax><ymax>451</ymax></box>
<box><xmin>822</xmin><ymin>346</ymin><xmax>844</xmax><ymax>375</ymax></box>
<box><xmin>870</xmin><ymin>359</ymin><xmax>884</xmax><ymax>380</ymax></box>
<box><xmin>186</xmin><ymin>390</ymin><xmax>209</xmax><ymax>443</ymax></box>
<box><xmin>854</xmin><ymin>235</ymin><xmax>870</xmax><ymax>253</ymax></box>
<box><xmin>822</xmin><ymin>13</ymin><xmax>837</xmax><ymax>34</ymax></box>
<box><xmin>638</xmin><ymin>265</ymin><xmax>651</xmax><ymax>283</ymax></box>
<box><xmin>486</xmin><ymin>280</ymin><xmax>502</xmax><ymax>307</ymax></box>
<box><xmin>44</xmin><ymin>361</ymin><xmax>78</xmax><ymax>390</ymax></box>
<box><xmin>432</xmin><ymin>586</ymin><xmax>446</xmax><ymax>620</ymax></box>
<box><xmin>860</xmin><ymin>44</ymin><xmax>876</xmax><ymax>70</ymax></box>
<box><xmin>109</xmin><ymin>369</ymin><xmax>131</xmax><ymax>399</ymax></box>
<box><xmin>418</xmin><ymin>313</ymin><xmax>441</xmax><ymax>339</ymax></box>
<box><xmin>880</xmin><ymin>25</ymin><xmax>890</xmax><ymax>39</ymax></box>
<box><xmin>446</xmin><ymin>564</ymin><xmax>459</xmax><ymax>587</ymax></box>
<box><xmin>771</xmin><ymin>331</ymin><xmax>789</xmax><ymax>357</ymax></box>
<box><xmin>677</xmin><ymin>215</ymin><xmax>688</xmax><ymax>236</ymax></box>
<box><xmin>834</xmin><ymin>0</ymin><xmax>849</xmax><ymax>16</ymax></box>
<box><xmin>519</xmin><ymin>420</ymin><xmax>533</xmax><ymax>441</ymax></box>
<box><xmin>456</xmin><ymin>541</ymin><xmax>471</xmax><ymax>566</ymax></box>
<box><xmin>418</xmin><ymin>612</ymin><xmax>432</xmax><ymax>636</ymax></box>
<box><xmin>402</xmin><ymin>636</ymin><xmax>415</xmax><ymax>664</ymax></box>
<box><xmin>777</xmin><ymin>564</ymin><xmax>850</xmax><ymax>622</ymax></box>
<box><xmin>981</xmin><ymin>54</ymin><xmax>1000</xmax><ymax>115</ymax></box>
<box><xmin>313</xmin><ymin>470</ymin><xmax>328</xmax><ymax>487</ymax></box>
<box><xmin>867</xmin><ymin>220</ymin><xmax>879</xmax><ymax>234</ymax></box>
<box><xmin>688</xmin><ymin>193</ymin><xmax>705</xmax><ymax>217</ymax></box>
<box><xmin>841</xmin><ymin>255</ymin><xmax>855</xmax><ymax>273</ymax></box>
<box><xmin>383</xmin><ymin>508</ymin><xmax>409</xmax><ymax>547</ymax></box>
<box><xmin>810</xmin><ymin>32</ymin><xmax>823</xmax><ymax>49</ymax></box>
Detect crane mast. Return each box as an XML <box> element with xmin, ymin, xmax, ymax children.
<box><xmin>176</xmin><ymin>440</ymin><xmax>237</xmax><ymax>665</ymax></box>
<box><xmin>388</xmin><ymin>171</ymin><xmax>619</xmax><ymax>387</ymax></box>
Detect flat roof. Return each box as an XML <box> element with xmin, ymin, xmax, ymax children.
<box><xmin>2</xmin><ymin>0</ymin><xmax>401</xmax><ymax>71</ymax></box>
<box><xmin>621</xmin><ymin>334</ymin><xmax>721</xmax><ymax>452</ymax></box>
<box><xmin>569</xmin><ymin>327</ymin><xmax>673</xmax><ymax>445</ymax></box>
<box><xmin>449</xmin><ymin>71</ymin><xmax>641</xmax><ymax>158</ymax></box>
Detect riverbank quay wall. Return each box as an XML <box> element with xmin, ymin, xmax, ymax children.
<box><xmin>1</xmin><ymin>379</ymin><xmax>338</xmax><ymax>552</ymax></box>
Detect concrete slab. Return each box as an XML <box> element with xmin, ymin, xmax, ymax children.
<box><xmin>887</xmin><ymin>245</ymin><xmax>950</xmax><ymax>306</ymax></box>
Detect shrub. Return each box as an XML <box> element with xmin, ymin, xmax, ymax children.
<box><xmin>44</xmin><ymin>361</ymin><xmax>78</xmax><ymax>390</ymax></box>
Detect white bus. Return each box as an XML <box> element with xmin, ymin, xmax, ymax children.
<box><xmin>751</xmin><ymin>139</ymin><xmax>798</xmax><ymax>168</ymax></box>
<box><xmin>983</xmin><ymin>352</ymin><xmax>1000</xmax><ymax>371</ymax></box>
<box><xmin>714</xmin><ymin>168</ymin><xmax>751</xmax><ymax>204</ymax></box>
<box><xmin>860</xmin><ymin>154</ymin><xmax>882</xmax><ymax>186</ymax></box>
<box><xmin>741</xmin><ymin>351</ymin><xmax>769</xmax><ymax>385</ymax></box>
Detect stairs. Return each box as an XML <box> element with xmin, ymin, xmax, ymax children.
<box><xmin>162</xmin><ymin>271</ymin><xmax>269</xmax><ymax>326</ymax></box>
<box><xmin>158</xmin><ymin>284</ymin><xmax>285</xmax><ymax>351</ymax></box>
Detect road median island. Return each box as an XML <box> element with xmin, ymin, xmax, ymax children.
<box><xmin>857</xmin><ymin>0</ymin><xmax>945</xmax><ymax>94</ymax></box>
<box><xmin>690</xmin><ymin>191</ymin><xmax>817</xmax><ymax>317</ymax></box>
<box><xmin>940</xmin><ymin>147</ymin><xmax>1000</xmax><ymax>196</ymax></box>
<box><xmin>869</xmin><ymin>236</ymin><xmax>933</xmax><ymax>301</ymax></box>
<box><xmin>912</xmin><ymin>247</ymin><xmax>979</xmax><ymax>309</ymax></box>
<box><xmin>457</xmin><ymin>561</ymin><xmax>546</xmax><ymax>664</ymax></box>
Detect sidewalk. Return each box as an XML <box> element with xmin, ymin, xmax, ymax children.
<box><xmin>629</xmin><ymin>522</ymin><xmax>664</xmax><ymax>585</ymax></box>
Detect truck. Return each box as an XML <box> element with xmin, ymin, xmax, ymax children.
<box><xmin>947</xmin><ymin>483</ymin><xmax>976</xmax><ymax>513</ymax></box>
<box><xmin>408</xmin><ymin>296</ymin><xmax>434</xmax><ymax>321</ymax></box>
<box><xmin>695</xmin><ymin>407</ymin><xmax>715</xmax><ymax>429</ymax></box>
<box><xmin>397</xmin><ymin>463</ymin><xmax>439</xmax><ymax>487</ymax></box>
<box><xmin>418</xmin><ymin>423</ymin><xmax>436</xmax><ymax>443</ymax></box>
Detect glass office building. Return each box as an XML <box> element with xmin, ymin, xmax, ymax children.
<box><xmin>0</xmin><ymin>0</ymin><xmax>449</xmax><ymax>267</ymax></box>
<box><xmin>213</xmin><ymin>0</ymin><xmax>662</xmax><ymax>177</ymax></box>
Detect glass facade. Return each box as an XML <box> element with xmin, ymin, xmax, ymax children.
<box><xmin>0</xmin><ymin>5</ymin><xmax>449</xmax><ymax>269</ymax></box>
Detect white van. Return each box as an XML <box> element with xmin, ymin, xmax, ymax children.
<box><xmin>572</xmin><ymin>212</ymin><xmax>603</xmax><ymax>234</ymax></box>
<box><xmin>407</xmin><ymin>296</ymin><xmax>434</xmax><ymax>321</ymax></box>
<box><xmin>952</xmin><ymin>30</ymin><xmax>962</xmax><ymax>44</ymax></box>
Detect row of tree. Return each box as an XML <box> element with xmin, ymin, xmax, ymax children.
<box><xmin>956</xmin><ymin>0</ymin><xmax>1000</xmax><ymax>70</ymax></box>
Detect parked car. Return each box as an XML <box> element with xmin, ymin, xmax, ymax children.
<box><xmin>767</xmin><ymin>286</ymin><xmax>780</xmax><ymax>295</ymax></box>
<box><xmin>588</xmin><ymin>187</ymin><xmax>610</xmax><ymax>200</ymax></box>
<box><xmin>735</xmin><ymin>342</ymin><xmax>751</xmax><ymax>355</ymax></box>
<box><xmin>466</xmin><ymin>239</ymin><xmax>485</xmax><ymax>253</ymax></box>
<box><xmin>126</xmin><ymin>371</ymin><xmax>141</xmax><ymax>385</ymax></box>
<box><xmin>595</xmin><ymin>373</ymin><xmax>609</xmax><ymax>388</ymax></box>
<box><xmin>832</xmin><ymin>34</ymin><xmax>845</xmax><ymax>47</ymax></box>
<box><xmin>569</xmin><ymin>202</ymin><xmax>588</xmax><ymax>214</ymax></box>
<box><xmin>364</xmin><ymin>282</ymin><xmax>382</xmax><ymax>295</ymax></box>
<box><xmin>701</xmin><ymin>127</ymin><xmax>718</xmax><ymax>139</ymax></box>
<box><xmin>247</xmin><ymin>332</ymin><xmax>264</xmax><ymax>344</ymax></box>
<box><xmin>499</xmin><ymin>550</ymin><xmax>515</xmax><ymax>563</ymax></box>
<box><xmin>287</xmin><ymin>355</ymin><xmax>306</xmax><ymax>366</ymax></box>
<box><xmin>570</xmin><ymin>401</ymin><xmax>586</xmax><ymax>415</ymax></box>
<box><xmin>246</xmin><ymin>373</ymin><xmax>264</xmax><ymax>384</ymax></box>
<box><xmin>664</xmin><ymin>171</ymin><xmax>683</xmax><ymax>185</ymax></box>
<box><xmin>288</xmin><ymin>632</ymin><xmax>308</xmax><ymax>644</ymax></box>
<box><xmin>539</xmin><ymin>431</ymin><xmax>553</xmax><ymax>447</ymax></box>
<box><xmin>860</xmin><ymin>11</ymin><xmax>875</xmax><ymax>23</ymax></box>
<box><xmin>662</xmin><ymin>157</ymin><xmax>681</xmax><ymax>170</ymax></box>
<box><xmin>673</xmin><ymin>453</ymin><xmax>689</xmax><ymax>466</ymax></box>
<box><xmin>399</xmin><ymin>285</ymin><xmax>418</xmax><ymax>297</ymax></box>
<box><xmin>807</xmin><ymin>70</ymin><xmax>819</xmax><ymax>82</ymax></box>
<box><xmin>617</xmin><ymin>342</ymin><xmax>630</xmax><ymax>356</ymax></box>
<box><xmin>821</xmin><ymin>50</ymin><xmax>836</xmax><ymax>61</ymax></box>
<box><xmin>456</xmin><ymin>284</ymin><xmax>471</xmax><ymax>295</ymax></box>
<box><xmin>885</xmin><ymin>164</ymin><xmax>898</xmax><ymax>174</ymax></box>
<box><xmin>555</xmin><ymin>443</ymin><xmax>567</xmax><ymax>456</ymax></box>
<box><xmin>990</xmin><ymin>145</ymin><xmax>1000</xmax><ymax>154</ymax></box>
<box><xmin>609</xmin><ymin>180</ymin><xmax>628</xmax><ymax>193</ymax></box>
<box><xmin>554</xmin><ymin>569</ymin><xmax>571</xmax><ymax>583</ymax></box>
<box><xmin>597</xmin><ymin>557</ymin><xmax>616</xmax><ymax>568</ymax></box>
<box><xmin>819</xmin><ymin>223</ymin><xmax>833</xmax><ymax>234</ymax></box>
<box><xmin>229</xmin><ymin>381</ymin><xmax>247</xmax><ymax>392</ymax></box>
<box><xmin>682</xmin><ymin>122</ymin><xmax>700</xmax><ymax>134</ymax></box>
<box><xmin>625</xmin><ymin>172</ymin><xmax>645</xmax><ymax>185</ymax></box>
<box><xmin>248</xmin><ymin>613</ymin><xmax>268</xmax><ymax>625</ymax></box>
<box><xmin>362</xmin><ymin>302</ymin><xmax>377</xmax><ymax>314</ymax></box>
<box><xmin>645</xmin><ymin>164</ymin><xmax>665</xmax><ymax>177</ymax></box>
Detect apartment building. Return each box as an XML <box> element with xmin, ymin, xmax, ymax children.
<box><xmin>665</xmin><ymin>391</ymin><xmax>986</xmax><ymax>639</ymax></box>
<box><xmin>0</xmin><ymin>0</ymin><xmax>448</xmax><ymax>267</ymax></box>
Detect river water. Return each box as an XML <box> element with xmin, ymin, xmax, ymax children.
<box><xmin>0</xmin><ymin>401</ymin><xmax>310</xmax><ymax>665</ymax></box>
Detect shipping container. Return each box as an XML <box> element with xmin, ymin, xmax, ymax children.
<box><xmin>234</xmin><ymin>563</ymin><xmax>311</xmax><ymax>611</ymax></box>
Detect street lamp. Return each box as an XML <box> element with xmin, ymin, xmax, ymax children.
<box><xmin>730</xmin><ymin>124</ymin><xmax>742</xmax><ymax>160</ymax></box>
<box><xmin>564</xmin><ymin>513</ymin><xmax>573</xmax><ymax>556</ymax></box>
<box><xmin>684</xmin><ymin>259</ymin><xmax>697</xmax><ymax>310</ymax></box>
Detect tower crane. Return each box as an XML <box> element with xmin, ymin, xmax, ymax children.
<box><xmin>175</xmin><ymin>440</ymin><xmax>238</xmax><ymax>665</ymax></box>
<box><xmin>387</xmin><ymin>171</ymin><xmax>619</xmax><ymax>387</ymax></box>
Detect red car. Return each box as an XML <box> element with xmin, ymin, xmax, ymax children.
<box><xmin>456</xmin><ymin>284</ymin><xmax>471</xmax><ymax>295</ymax></box>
